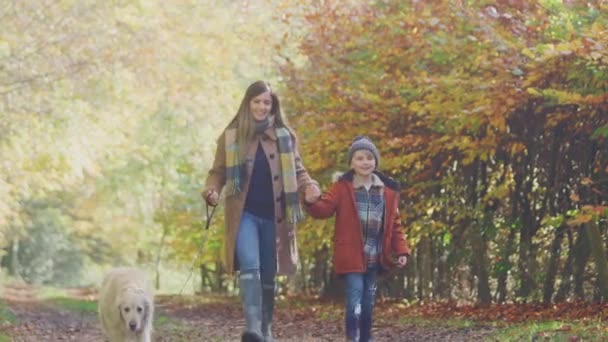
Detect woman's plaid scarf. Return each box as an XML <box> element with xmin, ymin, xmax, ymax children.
<box><xmin>224</xmin><ymin>124</ymin><xmax>304</xmax><ymax>224</ymax></box>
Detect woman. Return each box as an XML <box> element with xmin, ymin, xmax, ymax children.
<box><xmin>203</xmin><ymin>80</ymin><xmax>320</xmax><ymax>342</ymax></box>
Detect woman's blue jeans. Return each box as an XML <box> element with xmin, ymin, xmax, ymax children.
<box><xmin>344</xmin><ymin>266</ymin><xmax>378</xmax><ymax>342</ymax></box>
<box><xmin>236</xmin><ymin>210</ymin><xmax>277</xmax><ymax>338</ymax></box>
<box><xmin>236</xmin><ymin>210</ymin><xmax>277</xmax><ymax>283</ymax></box>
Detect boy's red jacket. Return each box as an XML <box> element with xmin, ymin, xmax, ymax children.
<box><xmin>305</xmin><ymin>170</ymin><xmax>411</xmax><ymax>274</ymax></box>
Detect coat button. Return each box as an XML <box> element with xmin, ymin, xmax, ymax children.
<box><xmin>277</xmin><ymin>217</ymin><xmax>282</xmax><ymax>223</ymax></box>
<box><xmin>276</xmin><ymin>197</ymin><xmax>281</xmax><ymax>203</ymax></box>
<box><xmin>273</xmin><ymin>175</ymin><xmax>279</xmax><ymax>181</ymax></box>
<box><xmin>269</xmin><ymin>153</ymin><xmax>275</xmax><ymax>159</ymax></box>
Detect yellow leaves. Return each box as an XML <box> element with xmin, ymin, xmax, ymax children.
<box><xmin>522</xmin><ymin>41</ymin><xmax>580</xmax><ymax>63</ymax></box>
<box><xmin>409</xmin><ymin>101</ymin><xmax>424</xmax><ymax>114</ymax></box>
<box><xmin>0</xmin><ymin>39</ymin><xmax>10</xmax><ymax>58</ymax></box>
<box><xmin>526</xmin><ymin>87</ymin><xmax>543</xmax><ymax>97</ymax></box>
<box><xmin>521</xmin><ymin>47</ymin><xmax>537</xmax><ymax>60</ymax></box>
<box><xmin>509</xmin><ymin>142</ymin><xmax>526</xmax><ymax>156</ymax></box>
<box><xmin>525</xmin><ymin>88</ymin><xmax>603</xmax><ymax>106</ymax></box>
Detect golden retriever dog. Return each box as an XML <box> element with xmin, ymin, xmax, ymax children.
<box><xmin>98</xmin><ymin>267</ymin><xmax>154</xmax><ymax>342</ymax></box>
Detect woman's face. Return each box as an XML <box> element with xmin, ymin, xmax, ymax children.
<box><xmin>249</xmin><ymin>91</ymin><xmax>272</xmax><ymax>121</ymax></box>
<box><xmin>350</xmin><ymin>150</ymin><xmax>376</xmax><ymax>177</ymax></box>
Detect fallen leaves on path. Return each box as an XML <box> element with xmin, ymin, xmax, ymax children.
<box><xmin>373</xmin><ymin>298</ymin><xmax>608</xmax><ymax>323</ymax></box>
<box><xmin>3</xmin><ymin>284</ymin><xmax>607</xmax><ymax>341</ymax></box>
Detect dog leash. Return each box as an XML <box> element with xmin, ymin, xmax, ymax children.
<box><xmin>179</xmin><ymin>202</ymin><xmax>216</xmax><ymax>295</ymax></box>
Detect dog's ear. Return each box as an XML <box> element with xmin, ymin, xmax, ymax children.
<box><xmin>117</xmin><ymin>303</ymin><xmax>123</xmax><ymax>322</ymax></box>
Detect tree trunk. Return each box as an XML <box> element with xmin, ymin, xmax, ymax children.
<box><xmin>585</xmin><ymin>221</ymin><xmax>608</xmax><ymax>301</ymax></box>
<box><xmin>542</xmin><ymin>225</ymin><xmax>565</xmax><ymax>303</ymax></box>
<box><xmin>154</xmin><ymin>224</ymin><xmax>168</xmax><ymax>290</ymax></box>
<box><xmin>496</xmin><ymin>220</ymin><xmax>517</xmax><ymax>303</ymax></box>
<box><xmin>418</xmin><ymin>237</ymin><xmax>433</xmax><ymax>300</ymax></box>
<box><xmin>199</xmin><ymin>264</ymin><xmax>210</xmax><ymax>293</ymax></box>
<box><xmin>435</xmin><ymin>237</ymin><xmax>449</xmax><ymax>299</ymax></box>
<box><xmin>405</xmin><ymin>248</ymin><xmax>416</xmax><ymax>300</ymax></box>
<box><xmin>395</xmin><ymin>269</ymin><xmax>406</xmax><ymax>298</ymax></box>
<box><xmin>11</xmin><ymin>238</ymin><xmax>20</xmax><ymax>276</ymax></box>
<box><xmin>321</xmin><ymin>272</ymin><xmax>343</xmax><ymax>300</ymax></box>
<box><xmin>573</xmin><ymin>229</ymin><xmax>590</xmax><ymax>299</ymax></box>
<box><xmin>470</xmin><ymin>219</ymin><xmax>492</xmax><ymax>305</ymax></box>
<box><xmin>518</xmin><ymin>202</ymin><xmax>536</xmax><ymax>301</ymax></box>
<box><xmin>518</xmin><ymin>221</ymin><xmax>531</xmax><ymax>300</ymax></box>
<box><xmin>555</xmin><ymin>228</ymin><xmax>575</xmax><ymax>302</ymax></box>
<box><xmin>1</xmin><ymin>239</ymin><xmax>21</xmax><ymax>277</ymax></box>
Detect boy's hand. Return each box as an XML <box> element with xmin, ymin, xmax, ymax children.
<box><xmin>396</xmin><ymin>255</ymin><xmax>408</xmax><ymax>268</ymax></box>
<box><xmin>304</xmin><ymin>184</ymin><xmax>321</xmax><ymax>203</ymax></box>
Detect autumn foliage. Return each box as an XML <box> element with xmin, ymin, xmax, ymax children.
<box><xmin>1</xmin><ymin>0</ymin><xmax>607</xmax><ymax>311</ymax></box>
<box><xmin>280</xmin><ymin>1</ymin><xmax>608</xmax><ymax>304</ymax></box>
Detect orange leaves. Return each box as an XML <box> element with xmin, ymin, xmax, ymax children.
<box><xmin>566</xmin><ymin>204</ymin><xmax>608</xmax><ymax>227</ymax></box>
<box><xmin>567</xmin><ymin>214</ymin><xmax>593</xmax><ymax>227</ymax></box>
<box><xmin>375</xmin><ymin>299</ymin><xmax>608</xmax><ymax>324</ymax></box>
<box><xmin>280</xmin><ymin>0</ymin><xmax>608</xmax><ymax>274</ymax></box>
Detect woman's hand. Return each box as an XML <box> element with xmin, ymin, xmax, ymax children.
<box><xmin>396</xmin><ymin>255</ymin><xmax>408</xmax><ymax>268</ymax></box>
<box><xmin>203</xmin><ymin>189</ymin><xmax>219</xmax><ymax>206</ymax></box>
<box><xmin>304</xmin><ymin>184</ymin><xmax>321</xmax><ymax>204</ymax></box>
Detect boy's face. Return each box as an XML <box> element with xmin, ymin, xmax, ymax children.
<box><xmin>350</xmin><ymin>150</ymin><xmax>376</xmax><ymax>177</ymax></box>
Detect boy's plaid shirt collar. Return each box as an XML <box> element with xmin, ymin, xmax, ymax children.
<box><xmin>352</xmin><ymin>173</ymin><xmax>385</xmax><ymax>190</ymax></box>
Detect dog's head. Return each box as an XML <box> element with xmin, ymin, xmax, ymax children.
<box><xmin>117</xmin><ymin>287</ymin><xmax>151</xmax><ymax>333</ymax></box>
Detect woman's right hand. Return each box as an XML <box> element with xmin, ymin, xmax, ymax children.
<box><xmin>204</xmin><ymin>189</ymin><xmax>219</xmax><ymax>206</ymax></box>
<box><xmin>304</xmin><ymin>184</ymin><xmax>321</xmax><ymax>204</ymax></box>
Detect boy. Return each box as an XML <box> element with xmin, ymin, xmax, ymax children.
<box><xmin>305</xmin><ymin>136</ymin><xmax>410</xmax><ymax>342</ymax></box>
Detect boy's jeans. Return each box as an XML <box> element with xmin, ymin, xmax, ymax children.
<box><xmin>344</xmin><ymin>266</ymin><xmax>378</xmax><ymax>342</ymax></box>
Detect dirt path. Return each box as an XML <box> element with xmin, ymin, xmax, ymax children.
<box><xmin>1</xmin><ymin>285</ymin><xmax>497</xmax><ymax>341</ymax></box>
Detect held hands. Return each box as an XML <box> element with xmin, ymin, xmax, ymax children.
<box><xmin>396</xmin><ymin>255</ymin><xmax>408</xmax><ymax>268</ymax></box>
<box><xmin>204</xmin><ymin>189</ymin><xmax>219</xmax><ymax>207</ymax></box>
<box><xmin>304</xmin><ymin>184</ymin><xmax>321</xmax><ymax>204</ymax></box>
<box><xmin>205</xmin><ymin>185</ymin><xmax>320</xmax><ymax>206</ymax></box>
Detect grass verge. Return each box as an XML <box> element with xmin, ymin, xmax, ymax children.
<box><xmin>0</xmin><ymin>300</ymin><xmax>16</xmax><ymax>341</ymax></box>
<box><xmin>0</xmin><ymin>301</ymin><xmax>16</xmax><ymax>324</ymax></box>
<box><xmin>46</xmin><ymin>296</ymin><xmax>178</xmax><ymax>332</ymax></box>
<box><xmin>45</xmin><ymin>297</ymin><xmax>97</xmax><ymax>313</ymax></box>
<box><xmin>488</xmin><ymin>320</ymin><xmax>608</xmax><ymax>341</ymax></box>
<box><xmin>399</xmin><ymin>316</ymin><xmax>478</xmax><ymax>328</ymax></box>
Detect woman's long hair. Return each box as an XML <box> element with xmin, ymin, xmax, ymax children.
<box><xmin>230</xmin><ymin>80</ymin><xmax>290</xmax><ymax>158</ymax></box>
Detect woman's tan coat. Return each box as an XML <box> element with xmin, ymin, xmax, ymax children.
<box><xmin>204</xmin><ymin>126</ymin><xmax>316</xmax><ymax>275</ymax></box>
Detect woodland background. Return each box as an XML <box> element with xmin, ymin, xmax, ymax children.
<box><xmin>1</xmin><ymin>0</ymin><xmax>607</xmax><ymax>312</ymax></box>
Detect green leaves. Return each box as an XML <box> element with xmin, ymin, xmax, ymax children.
<box><xmin>0</xmin><ymin>0</ymin><xmax>304</xmax><ymax>286</ymax></box>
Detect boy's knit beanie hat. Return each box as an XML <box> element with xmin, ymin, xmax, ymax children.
<box><xmin>347</xmin><ymin>135</ymin><xmax>379</xmax><ymax>168</ymax></box>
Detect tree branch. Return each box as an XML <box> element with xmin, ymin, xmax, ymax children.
<box><xmin>0</xmin><ymin>61</ymin><xmax>89</xmax><ymax>95</ymax></box>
